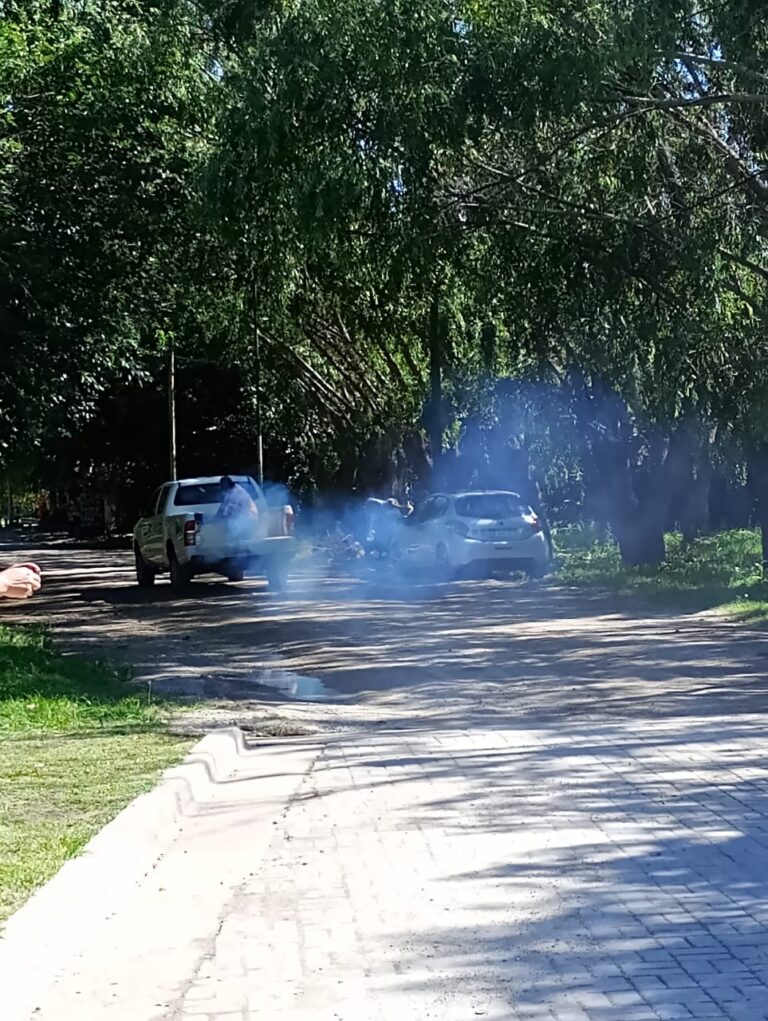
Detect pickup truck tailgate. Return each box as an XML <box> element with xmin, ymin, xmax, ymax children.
<box><xmin>196</xmin><ymin>519</ymin><xmax>293</xmax><ymax>558</ymax></box>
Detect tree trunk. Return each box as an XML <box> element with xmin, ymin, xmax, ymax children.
<box><xmin>402</xmin><ymin>430</ymin><xmax>432</xmax><ymax>494</ymax></box>
<box><xmin>668</xmin><ymin>420</ymin><xmax>714</xmax><ymax>543</ymax></box>
<box><xmin>710</xmin><ymin>458</ymin><xmax>751</xmax><ymax>531</ymax></box>
<box><xmin>613</xmin><ymin>509</ymin><xmax>667</xmax><ymax>567</ymax></box>
<box><xmin>422</xmin><ymin>293</ymin><xmax>444</xmax><ymax>480</ymax></box>
<box><xmin>679</xmin><ymin>463</ymin><xmax>712</xmax><ymax>542</ymax></box>
<box><xmin>747</xmin><ymin>447</ymin><xmax>768</xmax><ymax>569</ymax></box>
<box><xmin>588</xmin><ymin>427</ymin><xmax>664</xmax><ymax>566</ymax></box>
<box><xmin>356</xmin><ymin>433</ymin><xmax>399</xmax><ymax>497</ymax></box>
<box><xmin>571</xmin><ymin>384</ymin><xmax>713</xmax><ymax>567</ymax></box>
<box><xmin>588</xmin><ymin>420</ymin><xmax>672</xmax><ymax>567</ymax></box>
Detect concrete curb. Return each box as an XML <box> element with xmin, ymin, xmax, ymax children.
<box><xmin>0</xmin><ymin>726</ymin><xmax>248</xmax><ymax>1021</ymax></box>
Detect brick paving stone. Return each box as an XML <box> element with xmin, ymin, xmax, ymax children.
<box><xmin>8</xmin><ymin>615</ymin><xmax>768</xmax><ymax>1020</ymax></box>
<box><xmin>158</xmin><ymin>721</ymin><xmax>768</xmax><ymax>1021</ymax></box>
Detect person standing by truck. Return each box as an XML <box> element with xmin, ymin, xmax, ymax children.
<box><xmin>217</xmin><ymin>476</ymin><xmax>259</xmax><ymax>543</ymax></box>
<box><xmin>217</xmin><ymin>476</ymin><xmax>259</xmax><ymax>520</ymax></box>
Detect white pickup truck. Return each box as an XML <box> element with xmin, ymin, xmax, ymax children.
<box><xmin>133</xmin><ymin>475</ymin><xmax>295</xmax><ymax>590</ymax></box>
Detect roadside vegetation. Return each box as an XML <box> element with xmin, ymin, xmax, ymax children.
<box><xmin>557</xmin><ymin>528</ymin><xmax>768</xmax><ymax>622</ymax></box>
<box><xmin>0</xmin><ymin>625</ymin><xmax>190</xmax><ymax>923</ymax></box>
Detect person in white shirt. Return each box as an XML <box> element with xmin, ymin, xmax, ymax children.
<box><xmin>217</xmin><ymin>476</ymin><xmax>259</xmax><ymax>543</ymax></box>
<box><xmin>217</xmin><ymin>477</ymin><xmax>259</xmax><ymax>520</ymax></box>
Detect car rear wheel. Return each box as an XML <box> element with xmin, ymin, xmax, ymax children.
<box><xmin>135</xmin><ymin>547</ymin><xmax>156</xmax><ymax>588</ymax></box>
<box><xmin>226</xmin><ymin>566</ymin><xmax>245</xmax><ymax>583</ymax></box>
<box><xmin>169</xmin><ymin>549</ymin><xmax>192</xmax><ymax>590</ymax></box>
<box><xmin>435</xmin><ymin>543</ymin><xmax>455</xmax><ymax>579</ymax></box>
<box><xmin>526</xmin><ymin>559</ymin><xmax>547</xmax><ymax>580</ymax></box>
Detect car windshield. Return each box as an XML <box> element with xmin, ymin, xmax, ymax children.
<box><xmin>454</xmin><ymin>494</ymin><xmax>529</xmax><ymax>519</ymax></box>
<box><xmin>173</xmin><ymin>481</ymin><xmax>258</xmax><ymax>507</ymax></box>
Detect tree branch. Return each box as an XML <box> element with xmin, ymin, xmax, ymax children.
<box><xmin>669</xmin><ymin>107</ymin><xmax>768</xmax><ymax>212</ymax></box>
<box><xmin>663</xmin><ymin>51</ymin><xmax>768</xmax><ymax>89</ymax></box>
<box><xmin>612</xmin><ymin>91</ymin><xmax>768</xmax><ymax>112</ymax></box>
<box><xmin>725</xmin><ymin>277</ymin><xmax>763</xmax><ymax>317</ymax></box>
<box><xmin>463</xmin><ymin>157</ymin><xmax>651</xmax><ymax>232</ymax></box>
<box><xmin>719</xmin><ymin>248</ymin><xmax>768</xmax><ymax>284</ymax></box>
<box><xmin>261</xmin><ymin>329</ymin><xmax>357</xmax><ymax>427</ymax></box>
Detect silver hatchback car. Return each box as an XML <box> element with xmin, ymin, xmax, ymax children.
<box><xmin>398</xmin><ymin>490</ymin><xmax>551</xmax><ymax>577</ymax></box>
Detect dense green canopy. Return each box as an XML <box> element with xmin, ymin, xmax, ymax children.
<box><xmin>3</xmin><ymin>1</ymin><xmax>768</xmax><ymax>558</ymax></box>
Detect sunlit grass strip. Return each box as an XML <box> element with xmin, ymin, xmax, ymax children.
<box><xmin>556</xmin><ymin>526</ymin><xmax>768</xmax><ymax>620</ymax></box>
<box><xmin>0</xmin><ymin>625</ymin><xmax>160</xmax><ymax>733</ymax></box>
<box><xmin>0</xmin><ymin>625</ymin><xmax>191</xmax><ymax>921</ymax></box>
<box><xmin>0</xmin><ymin>731</ymin><xmax>190</xmax><ymax>922</ymax></box>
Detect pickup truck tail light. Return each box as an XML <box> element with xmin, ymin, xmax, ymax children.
<box><xmin>283</xmin><ymin>505</ymin><xmax>295</xmax><ymax>536</ymax></box>
<box><xmin>267</xmin><ymin>504</ymin><xmax>294</xmax><ymax>537</ymax></box>
<box><xmin>183</xmin><ymin>519</ymin><xmax>198</xmax><ymax>547</ymax></box>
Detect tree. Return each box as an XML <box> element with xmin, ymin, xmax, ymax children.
<box><xmin>0</xmin><ymin>1</ymin><xmax>220</xmax><ymax>468</ymax></box>
<box><xmin>6</xmin><ymin>0</ymin><xmax>768</xmax><ymax>564</ymax></box>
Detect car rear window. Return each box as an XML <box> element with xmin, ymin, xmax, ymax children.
<box><xmin>455</xmin><ymin>494</ymin><xmax>529</xmax><ymax>519</ymax></box>
<box><xmin>173</xmin><ymin>481</ymin><xmax>259</xmax><ymax>507</ymax></box>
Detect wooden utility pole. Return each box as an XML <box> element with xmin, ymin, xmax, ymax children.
<box><xmin>426</xmin><ymin>292</ymin><xmax>443</xmax><ymax>475</ymax></box>
<box><xmin>251</xmin><ymin>275</ymin><xmax>264</xmax><ymax>486</ymax></box>
<box><xmin>168</xmin><ymin>335</ymin><xmax>177</xmax><ymax>480</ymax></box>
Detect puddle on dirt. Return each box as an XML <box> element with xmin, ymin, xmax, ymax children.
<box><xmin>252</xmin><ymin>668</ymin><xmax>339</xmax><ymax>702</ymax></box>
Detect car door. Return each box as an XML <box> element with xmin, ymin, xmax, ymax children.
<box><xmin>420</xmin><ymin>496</ymin><xmax>451</xmax><ymax>559</ymax></box>
<box><xmin>142</xmin><ymin>485</ymin><xmax>172</xmax><ymax>566</ymax></box>
<box><xmin>427</xmin><ymin>496</ymin><xmax>452</xmax><ymax>551</ymax></box>
<box><xmin>400</xmin><ymin>497</ymin><xmax>436</xmax><ymax>565</ymax></box>
<box><xmin>136</xmin><ymin>488</ymin><xmax>162</xmax><ymax>563</ymax></box>
<box><xmin>403</xmin><ymin>497</ymin><xmax>451</xmax><ymax>565</ymax></box>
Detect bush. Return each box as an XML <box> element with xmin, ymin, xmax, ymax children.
<box><xmin>555</xmin><ymin>527</ymin><xmax>768</xmax><ymax>617</ymax></box>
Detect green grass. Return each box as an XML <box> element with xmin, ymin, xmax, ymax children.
<box><xmin>556</xmin><ymin>526</ymin><xmax>768</xmax><ymax>620</ymax></box>
<box><xmin>0</xmin><ymin>731</ymin><xmax>188</xmax><ymax>922</ymax></box>
<box><xmin>0</xmin><ymin>625</ymin><xmax>162</xmax><ymax>733</ymax></box>
<box><xmin>0</xmin><ymin>625</ymin><xmax>191</xmax><ymax>923</ymax></box>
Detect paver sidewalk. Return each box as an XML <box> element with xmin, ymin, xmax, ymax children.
<box><xmin>3</xmin><ymin>739</ymin><xmax>319</xmax><ymax>1021</ymax></box>
<box><xmin>17</xmin><ymin>716</ymin><xmax>768</xmax><ymax>1021</ymax></box>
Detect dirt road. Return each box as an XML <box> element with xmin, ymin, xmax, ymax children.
<box><xmin>5</xmin><ymin>541</ymin><xmax>768</xmax><ymax>731</ymax></box>
<box><xmin>6</xmin><ymin>542</ymin><xmax>768</xmax><ymax>1020</ymax></box>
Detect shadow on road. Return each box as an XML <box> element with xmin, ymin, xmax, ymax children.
<box><xmin>319</xmin><ymin>722</ymin><xmax>768</xmax><ymax>1016</ymax></box>
<box><xmin>80</xmin><ymin>582</ymin><xmax>240</xmax><ymax>606</ymax></box>
<box><xmin>5</xmin><ymin>542</ymin><xmax>768</xmax><ymax>725</ymax></box>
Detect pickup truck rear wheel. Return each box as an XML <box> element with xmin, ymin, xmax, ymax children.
<box><xmin>169</xmin><ymin>549</ymin><xmax>192</xmax><ymax>590</ymax></box>
<box><xmin>135</xmin><ymin>547</ymin><xmax>156</xmax><ymax>588</ymax></box>
<box><xmin>266</xmin><ymin>561</ymin><xmax>287</xmax><ymax>592</ymax></box>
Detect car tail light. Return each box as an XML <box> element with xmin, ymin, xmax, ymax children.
<box><xmin>530</xmin><ymin>515</ymin><xmax>542</xmax><ymax>534</ymax></box>
<box><xmin>184</xmin><ymin>519</ymin><xmax>198</xmax><ymax>546</ymax></box>
<box><xmin>447</xmin><ymin>520</ymin><xmax>469</xmax><ymax>537</ymax></box>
